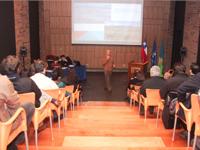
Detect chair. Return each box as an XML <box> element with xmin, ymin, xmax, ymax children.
<box><xmin>139</xmin><ymin>89</ymin><xmax>163</xmax><ymax>126</ymax></box>
<box><xmin>19</xmin><ymin>92</ymin><xmax>35</xmax><ymax>104</ymax></box>
<box><xmin>127</xmin><ymin>84</ymin><xmax>134</xmax><ymax>106</ymax></box>
<box><xmin>0</xmin><ymin>107</ymin><xmax>29</xmax><ymax>150</ymax></box>
<box><xmin>68</xmin><ymin>85</ymin><xmax>81</xmax><ymax>110</ymax></box>
<box><xmin>62</xmin><ymin>85</ymin><xmax>74</xmax><ymax>117</ymax></box>
<box><xmin>32</xmin><ymin>100</ymin><xmax>54</xmax><ymax>148</ymax></box>
<box><xmin>172</xmin><ymin>101</ymin><xmax>192</xmax><ymax>147</ymax></box>
<box><xmin>44</xmin><ymin>89</ymin><xmax>65</xmax><ymax>128</ymax></box>
<box><xmin>127</xmin><ymin>89</ymin><xmax>132</xmax><ymax>107</ymax></box>
<box><xmin>74</xmin><ymin>84</ymin><xmax>81</xmax><ymax>105</ymax></box>
<box><xmin>58</xmin><ymin>86</ymin><xmax>73</xmax><ymax>114</ymax></box>
<box><xmin>130</xmin><ymin>85</ymin><xmax>141</xmax><ymax>107</ymax></box>
<box><xmin>156</xmin><ymin>99</ymin><xmax>164</xmax><ymax>126</ymax></box>
<box><xmin>69</xmin><ymin>90</ymin><xmax>79</xmax><ymax>110</ymax></box>
<box><xmin>65</xmin><ymin>85</ymin><xmax>74</xmax><ymax>94</ymax></box>
<box><xmin>191</xmin><ymin>94</ymin><xmax>200</xmax><ymax>150</ymax></box>
<box><xmin>18</xmin><ymin>92</ymin><xmax>54</xmax><ymax>148</ymax></box>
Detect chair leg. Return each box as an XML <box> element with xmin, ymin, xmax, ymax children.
<box><xmin>62</xmin><ymin>108</ymin><xmax>65</xmax><ymax>118</ymax></box>
<box><xmin>49</xmin><ymin>116</ymin><xmax>54</xmax><ymax>140</ymax></box>
<box><xmin>35</xmin><ymin>129</ymin><xmax>38</xmax><ymax>149</ymax></box>
<box><xmin>80</xmin><ymin>95</ymin><xmax>83</xmax><ymax>104</ymax></box>
<box><xmin>77</xmin><ymin>97</ymin><xmax>79</xmax><ymax>106</ymax></box>
<box><xmin>70</xmin><ymin>103</ymin><xmax>73</xmax><ymax>110</ymax></box>
<box><xmin>156</xmin><ymin>108</ymin><xmax>160</xmax><ymax>127</ymax></box>
<box><xmin>65</xmin><ymin>103</ymin><xmax>67</xmax><ymax>117</ymax></box>
<box><xmin>24</xmin><ymin>131</ymin><xmax>29</xmax><ymax>150</ymax></box>
<box><xmin>187</xmin><ymin>131</ymin><xmax>190</xmax><ymax>147</ymax></box>
<box><xmin>172</xmin><ymin>115</ymin><xmax>178</xmax><ymax>141</ymax></box>
<box><xmin>193</xmin><ymin>135</ymin><xmax>197</xmax><ymax>150</ymax></box>
<box><xmin>144</xmin><ymin>107</ymin><xmax>147</xmax><ymax>121</ymax></box>
<box><xmin>139</xmin><ymin>102</ymin><xmax>141</xmax><ymax>115</ymax></box>
<box><xmin>58</xmin><ymin>111</ymin><xmax>61</xmax><ymax>128</ymax></box>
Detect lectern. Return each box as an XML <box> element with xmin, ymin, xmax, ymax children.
<box><xmin>128</xmin><ymin>61</ymin><xmax>148</xmax><ymax>79</ymax></box>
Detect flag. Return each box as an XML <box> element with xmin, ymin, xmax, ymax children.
<box><xmin>158</xmin><ymin>41</ymin><xmax>164</xmax><ymax>75</ymax></box>
<box><xmin>151</xmin><ymin>40</ymin><xmax>157</xmax><ymax>66</ymax></box>
<box><xmin>141</xmin><ymin>41</ymin><xmax>148</xmax><ymax>63</ymax></box>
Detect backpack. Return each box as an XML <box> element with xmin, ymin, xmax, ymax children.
<box><xmin>162</xmin><ymin>92</ymin><xmax>180</xmax><ymax>129</ymax></box>
<box><xmin>195</xmin><ymin>137</ymin><xmax>200</xmax><ymax>150</ymax></box>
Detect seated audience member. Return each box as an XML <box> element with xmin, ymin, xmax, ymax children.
<box><xmin>30</xmin><ymin>60</ymin><xmax>59</xmax><ymax>106</ymax></box>
<box><xmin>189</xmin><ymin>63</ymin><xmax>200</xmax><ymax>76</ymax></box>
<box><xmin>1</xmin><ymin>55</ymin><xmax>42</xmax><ymax>108</ymax></box>
<box><xmin>46</xmin><ymin>55</ymin><xmax>57</xmax><ymax>70</ymax></box>
<box><xmin>45</xmin><ymin>55</ymin><xmax>60</xmax><ymax>80</ymax></box>
<box><xmin>160</xmin><ymin>63</ymin><xmax>188</xmax><ymax>100</ymax></box>
<box><xmin>127</xmin><ymin>70</ymin><xmax>145</xmax><ymax>90</ymax></box>
<box><xmin>57</xmin><ymin>67</ymin><xmax>78</xmax><ymax>88</ymax></box>
<box><xmin>164</xmin><ymin>69</ymin><xmax>174</xmax><ymax>80</ymax></box>
<box><xmin>176</xmin><ymin>72</ymin><xmax>200</xmax><ymax>143</ymax></box>
<box><xmin>31</xmin><ymin>59</ymin><xmax>59</xmax><ymax>90</ymax></box>
<box><xmin>177</xmin><ymin>72</ymin><xmax>200</xmax><ymax>119</ymax></box>
<box><xmin>0</xmin><ymin>69</ymin><xmax>35</xmax><ymax>150</ymax></box>
<box><xmin>58</xmin><ymin>55</ymin><xmax>73</xmax><ymax>68</ymax></box>
<box><xmin>139</xmin><ymin>65</ymin><xmax>165</xmax><ymax>115</ymax></box>
<box><xmin>140</xmin><ymin>65</ymin><xmax>165</xmax><ymax>97</ymax></box>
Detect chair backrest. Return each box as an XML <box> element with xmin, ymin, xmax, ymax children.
<box><xmin>0</xmin><ymin>107</ymin><xmax>27</xmax><ymax>150</ymax></box>
<box><xmin>44</xmin><ymin>88</ymin><xmax>63</xmax><ymax>101</ymax></box>
<box><xmin>146</xmin><ymin>89</ymin><xmax>161</xmax><ymax>106</ymax></box>
<box><xmin>19</xmin><ymin>92</ymin><xmax>35</xmax><ymax>105</ymax></box>
<box><xmin>64</xmin><ymin>85</ymin><xmax>74</xmax><ymax>93</ymax></box>
<box><xmin>191</xmin><ymin>94</ymin><xmax>200</xmax><ymax>123</ymax></box>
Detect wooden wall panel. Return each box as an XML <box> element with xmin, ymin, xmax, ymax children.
<box><xmin>39</xmin><ymin>0</ymin><xmax>174</xmax><ymax>70</ymax></box>
<box><xmin>14</xmin><ymin>1</ymin><xmax>30</xmax><ymax>66</ymax></box>
<box><xmin>183</xmin><ymin>1</ymin><xmax>200</xmax><ymax>72</ymax></box>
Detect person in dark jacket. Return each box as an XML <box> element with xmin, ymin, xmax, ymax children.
<box><xmin>176</xmin><ymin>71</ymin><xmax>200</xmax><ymax>142</ymax></box>
<box><xmin>139</xmin><ymin>66</ymin><xmax>165</xmax><ymax>115</ymax></box>
<box><xmin>189</xmin><ymin>63</ymin><xmax>200</xmax><ymax>76</ymax></box>
<box><xmin>160</xmin><ymin>63</ymin><xmax>188</xmax><ymax>100</ymax></box>
<box><xmin>177</xmin><ymin>72</ymin><xmax>200</xmax><ymax>119</ymax></box>
<box><xmin>1</xmin><ymin>55</ymin><xmax>42</xmax><ymax>108</ymax></box>
<box><xmin>127</xmin><ymin>70</ymin><xmax>145</xmax><ymax>90</ymax></box>
<box><xmin>177</xmin><ymin>63</ymin><xmax>200</xmax><ymax>115</ymax></box>
<box><xmin>140</xmin><ymin>65</ymin><xmax>165</xmax><ymax>97</ymax></box>
<box><xmin>57</xmin><ymin>67</ymin><xmax>78</xmax><ymax>90</ymax></box>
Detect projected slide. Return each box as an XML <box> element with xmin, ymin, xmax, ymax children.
<box><xmin>72</xmin><ymin>0</ymin><xmax>143</xmax><ymax>45</ymax></box>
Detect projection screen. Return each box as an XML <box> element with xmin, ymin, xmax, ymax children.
<box><xmin>72</xmin><ymin>0</ymin><xmax>143</xmax><ymax>45</ymax></box>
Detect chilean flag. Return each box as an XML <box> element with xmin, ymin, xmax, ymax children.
<box><xmin>141</xmin><ymin>41</ymin><xmax>147</xmax><ymax>63</ymax></box>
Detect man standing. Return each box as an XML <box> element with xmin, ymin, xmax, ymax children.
<box><xmin>102</xmin><ymin>49</ymin><xmax>113</xmax><ymax>92</ymax></box>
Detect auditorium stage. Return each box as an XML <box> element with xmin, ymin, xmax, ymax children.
<box><xmin>83</xmin><ymin>72</ymin><xmax>128</xmax><ymax>101</ymax></box>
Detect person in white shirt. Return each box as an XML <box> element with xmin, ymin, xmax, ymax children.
<box><xmin>31</xmin><ymin>60</ymin><xmax>58</xmax><ymax>89</ymax></box>
<box><xmin>30</xmin><ymin>60</ymin><xmax>59</xmax><ymax>104</ymax></box>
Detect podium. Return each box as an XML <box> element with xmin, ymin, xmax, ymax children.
<box><xmin>128</xmin><ymin>61</ymin><xmax>148</xmax><ymax>79</ymax></box>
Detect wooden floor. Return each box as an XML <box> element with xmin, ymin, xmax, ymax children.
<box><xmin>18</xmin><ymin>101</ymin><xmax>191</xmax><ymax>150</ymax></box>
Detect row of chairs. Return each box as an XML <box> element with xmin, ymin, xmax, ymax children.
<box><xmin>0</xmin><ymin>85</ymin><xmax>81</xmax><ymax>150</ymax></box>
<box><xmin>128</xmin><ymin>85</ymin><xmax>200</xmax><ymax>150</ymax></box>
<box><xmin>128</xmin><ymin>85</ymin><xmax>164</xmax><ymax>126</ymax></box>
<box><xmin>173</xmin><ymin>94</ymin><xmax>200</xmax><ymax>150</ymax></box>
